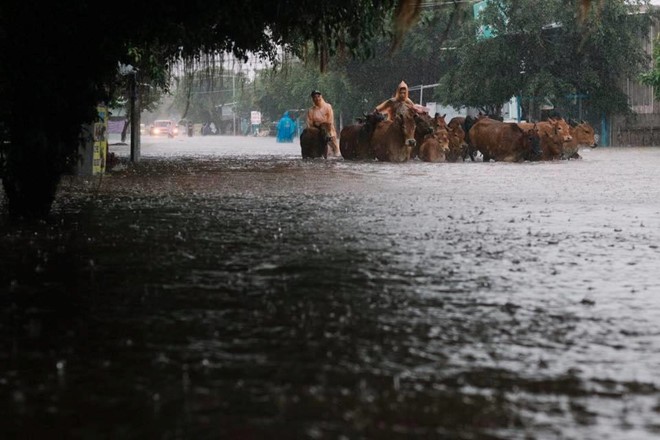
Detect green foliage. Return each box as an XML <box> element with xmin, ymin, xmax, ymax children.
<box><xmin>641</xmin><ymin>34</ymin><xmax>660</xmax><ymax>99</ymax></box>
<box><xmin>251</xmin><ymin>5</ymin><xmax>475</xmax><ymax>126</ymax></box>
<box><xmin>436</xmin><ymin>0</ymin><xmax>654</xmax><ymax>118</ymax></box>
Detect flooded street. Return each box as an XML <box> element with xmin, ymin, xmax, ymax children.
<box><xmin>2</xmin><ymin>134</ymin><xmax>660</xmax><ymax>439</ymax></box>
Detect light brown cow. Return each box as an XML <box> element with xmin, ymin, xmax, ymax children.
<box><xmin>418</xmin><ymin>128</ymin><xmax>450</xmax><ymax>162</ymax></box>
<box><xmin>518</xmin><ymin>117</ymin><xmax>572</xmax><ymax>161</ymax></box>
<box><xmin>445</xmin><ymin>123</ymin><xmax>467</xmax><ymax>162</ymax></box>
<box><xmin>470</xmin><ymin>117</ymin><xmax>542</xmax><ymax>162</ymax></box>
<box><xmin>564</xmin><ymin>120</ymin><xmax>598</xmax><ymax>159</ymax></box>
<box><xmin>371</xmin><ymin>105</ymin><xmax>417</xmax><ymax>162</ymax></box>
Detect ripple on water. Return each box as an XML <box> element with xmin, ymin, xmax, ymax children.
<box><xmin>3</xmin><ymin>148</ymin><xmax>660</xmax><ymax>438</ymax></box>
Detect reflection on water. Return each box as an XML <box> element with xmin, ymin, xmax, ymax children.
<box><xmin>2</xmin><ymin>144</ymin><xmax>660</xmax><ymax>438</ymax></box>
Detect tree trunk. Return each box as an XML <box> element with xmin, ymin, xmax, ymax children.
<box><xmin>121</xmin><ymin>118</ymin><xmax>129</xmax><ymax>143</ymax></box>
<box><xmin>2</xmin><ymin>125</ymin><xmax>62</xmax><ymax>219</ymax></box>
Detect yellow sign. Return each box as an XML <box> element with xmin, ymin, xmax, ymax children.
<box><xmin>93</xmin><ymin>105</ymin><xmax>108</xmax><ymax>174</ymax></box>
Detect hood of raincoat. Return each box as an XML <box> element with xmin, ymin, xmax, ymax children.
<box><xmin>395</xmin><ymin>81</ymin><xmax>409</xmax><ymax>101</ymax></box>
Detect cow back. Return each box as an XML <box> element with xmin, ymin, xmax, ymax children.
<box><xmin>300</xmin><ymin>124</ymin><xmax>329</xmax><ymax>159</ymax></box>
<box><xmin>472</xmin><ymin>118</ymin><xmax>539</xmax><ymax>162</ymax></box>
<box><xmin>340</xmin><ymin>124</ymin><xmax>374</xmax><ymax>160</ymax></box>
<box><xmin>372</xmin><ymin>119</ymin><xmax>410</xmax><ymax>163</ymax></box>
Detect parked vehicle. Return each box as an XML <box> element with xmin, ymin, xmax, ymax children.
<box><xmin>150</xmin><ymin>119</ymin><xmax>178</xmax><ymax>137</ymax></box>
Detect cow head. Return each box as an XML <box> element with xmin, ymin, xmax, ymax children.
<box><xmin>571</xmin><ymin>121</ymin><xmax>598</xmax><ymax>148</ymax></box>
<box><xmin>433</xmin><ymin>113</ymin><xmax>448</xmax><ymax>131</ymax></box>
<box><xmin>414</xmin><ymin>112</ymin><xmax>434</xmax><ymax>137</ymax></box>
<box><xmin>549</xmin><ymin>117</ymin><xmax>573</xmax><ymax>143</ymax></box>
<box><xmin>434</xmin><ymin>128</ymin><xmax>450</xmax><ymax>153</ymax></box>
<box><xmin>396</xmin><ymin>106</ymin><xmax>417</xmax><ymax>147</ymax></box>
<box><xmin>316</xmin><ymin>122</ymin><xmax>333</xmax><ymax>143</ymax></box>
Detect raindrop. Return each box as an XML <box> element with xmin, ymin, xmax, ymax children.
<box><xmin>13</xmin><ymin>390</ymin><xmax>26</xmax><ymax>403</ymax></box>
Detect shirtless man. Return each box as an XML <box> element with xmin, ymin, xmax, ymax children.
<box><xmin>306</xmin><ymin>90</ymin><xmax>340</xmax><ymax>156</ymax></box>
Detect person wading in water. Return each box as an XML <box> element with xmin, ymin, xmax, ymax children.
<box><xmin>306</xmin><ymin>90</ymin><xmax>340</xmax><ymax>157</ymax></box>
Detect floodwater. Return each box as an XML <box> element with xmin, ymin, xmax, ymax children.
<box><xmin>1</xmin><ymin>134</ymin><xmax>660</xmax><ymax>439</ymax></box>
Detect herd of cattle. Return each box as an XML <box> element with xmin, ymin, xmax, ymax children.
<box><xmin>300</xmin><ymin>105</ymin><xmax>598</xmax><ymax>163</ymax></box>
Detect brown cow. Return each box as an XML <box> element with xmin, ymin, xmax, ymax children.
<box><xmin>300</xmin><ymin>122</ymin><xmax>332</xmax><ymax>159</ymax></box>
<box><xmin>339</xmin><ymin>112</ymin><xmax>384</xmax><ymax>160</ymax></box>
<box><xmin>445</xmin><ymin>123</ymin><xmax>467</xmax><ymax>162</ymax></box>
<box><xmin>371</xmin><ymin>105</ymin><xmax>417</xmax><ymax>162</ymax></box>
<box><xmin>449</xmin><ymin>115</ymin><xmax>481</xmax><ymax>161</ymax></box>
<box><xmin>469</xmin><ymin>118</ymin><xmax>542</xmax><ymax>162</ymax></box>
<box><xmin>518</xmin><ymin>117</ymin><xmax>571</xmax><ymax>161</ymax></box>
<box><xmin>410</xmin><ymin>111</ymin><xmax>435</xmax><ymax>159</ymax></box>
<box><xmin>434</xmin><ymin>113</ymin><xmax>448</xmax><ymax>131</ymax></box>
<box><xmin>564</xmin><ymin>120</ymin><xmax>598</xmax><ymax>159</ymax></box>
<box><xmin>418</xmin><ymin>128</ymin><xmax>450</xmax><ymax>162</ymax></box>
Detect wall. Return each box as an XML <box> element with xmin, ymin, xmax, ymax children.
<box><xmin>611</xmin><ymin>113</ymin><xmax>660</xmax><ymax>147</ymax></box>
<box><xmin>610</xmin><ymin>12</ymin><xmax>660</xmax><ymax>147</ymax></box>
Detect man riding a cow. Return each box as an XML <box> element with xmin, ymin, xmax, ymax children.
<box><xmin>375</xmin><ymin>81</ymin><xmax>427</xmax><ymax>120</ymax></box>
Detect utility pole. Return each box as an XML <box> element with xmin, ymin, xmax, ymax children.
<box><xmin>232</xmin><ymin>74</ymin><xmax>236</xmax><ymax>136</ymax></box>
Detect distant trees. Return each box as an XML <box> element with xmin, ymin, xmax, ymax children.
<box><xmin>251</xmin><ymin>0</ymin><xmax>655</xmax><ymax>127</ymax></box>
<box><xmin>435</xmin><ymin>0</ymin><xmax>655</xmax><ymax>119</ymax></box>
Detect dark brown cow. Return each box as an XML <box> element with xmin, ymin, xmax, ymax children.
<box><xmin>339</xmin><ymin>112</ymin><xmax>384</xmax><ymax>160</ymax></box>
<box><xmin>300</xmin><ymin>122</ymin><xmax>332</xmax><ymax>159</ymax></box>
<box><xmin>564</xmin><ymin>120</ymin><xmax>597</xmax><ymax>159</ymax></box>
<box><xmin>410</xmin><ymin>111</ymin><xmax>434</xmax><ymax>160</ymax></box>
<box><xmin>449</xmin><ymin>115</ymin><xmax>481</xmax><ymax>161</ymax></box>
<box><xmin>469</xmin><ymin>118</ymin><xmax>542</xmax><ymax>162</ymax></box>
<box><xmin>371</xmin><ymin>105</ymin><xmax>417</xmax><ymax>163</ymax></box>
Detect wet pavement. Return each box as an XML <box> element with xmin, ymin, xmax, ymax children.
<box><xmin>1</xmin><ymin>134</ymin><xmax>660</xmax><ymax>439</ymax></box>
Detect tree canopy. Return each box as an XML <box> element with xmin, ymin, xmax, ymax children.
<box><xmin>436</xmin><ymin>0</ymin><xmax>654</xmax><ymax>119</ymax></box>
<box><xmin>218</xmin><ymin>0</ymin><xmax>655</xmax><ymax>126</ymax></box>
<box><xmin>0</xmin><ymin>0</ymin><xmax>407</xmax><ymax>218</ymax></box>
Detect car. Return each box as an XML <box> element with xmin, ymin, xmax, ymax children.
<box><xmin>150</xmin><ymin>119</ymin><xmax>178</xmax><ymax>137</ymax></box>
